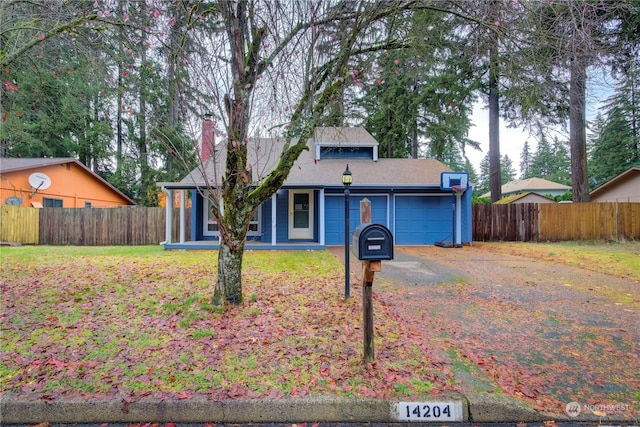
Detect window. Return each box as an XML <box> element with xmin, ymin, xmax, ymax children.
<box><xmin>85</xmin><ymin>202</ymin><xmax>92</xmax><ymax>208</ymax></box>
<box><xmin>203</xmin><ymin>194</ymin><xmax>261</xmax><ymax>237</ymax></box>
<box><xmin>319</xmin><ymin>146</ymin><xmax>373</xmax><ymax>159</ymax></box>
<box><xmin>43</xmin><ymin>198</ymin><xmax>63</xmax><ymax>208</ymax></box>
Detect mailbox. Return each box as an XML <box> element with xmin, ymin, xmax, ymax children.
<box><xmin>352</xmin><ymin>223</ymin><xmax>394</xmax><ymax>261</ymax></box>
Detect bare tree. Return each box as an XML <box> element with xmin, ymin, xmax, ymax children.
<box><xmin>173</xmin><ymin>0</ymin><xmax>458</xmax><ymax>305</ymax></box>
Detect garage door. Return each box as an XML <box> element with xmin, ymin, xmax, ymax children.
<box><xmin>325</xmin><ymin>195</ymin><xmax>388</xmax><ymax>245</ymax></box>
<box><xmin>395</xmin><ymin>195</ymin><xmax>453</xmax><ymax>245</ymax></box>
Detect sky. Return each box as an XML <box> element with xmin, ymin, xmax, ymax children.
<box><xmin>466</xmin><ymin>103</ymin><xmax>536</xmax><ymax>175</ymax></box>
<box><xmin>466</xmin><ymin>76</ymin><xmax>613</xmax><ymax>176</ymax></box>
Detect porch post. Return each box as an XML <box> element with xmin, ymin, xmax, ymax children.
<box><xmin>319</xmin><ymin>188</ymin><xmax>325</xmax><ymax>246</ymax></box>
<box><xmin>164</xmin><ymin>188</ymin><xmax>173</xmax><ymax>244</ymax></box>
<box><xmin>455</xmin><ymin>192</ymin><xmax>462</xmax><ymax>247</ymax></box>
<box><xmin>271</xmin><ymin>193</ymin><xmax>277</xmax><ymax>246</ymax></box>
<box><xmin>179</xmin><ymin>189</ymin><xmax>186</xmax><ymax>243</ymax></box>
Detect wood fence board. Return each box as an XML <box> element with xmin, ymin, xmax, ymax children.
<box><xmin>617</xmin><ymin>202</ymin><xmax>640</xmax><ymax>240</ymax></box>
<box><xmin>32</xmin><ymin>207</ymin><xmax>191</xmax><ymax>245</ymax></box>
<box><xmin>0</xmin><ymin>205</ymin><xmax>39</xmax><ymax>244</ymax></box>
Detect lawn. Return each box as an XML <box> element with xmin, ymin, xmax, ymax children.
<box><xmin>473</xmin><ymin>240</ymin><xmax>640</xmax><ymax>280</ymax></box>
<box><xmin>0</xmin><ymin>246</ymin><xmax>454</xmax><ymax>403</ymax></box>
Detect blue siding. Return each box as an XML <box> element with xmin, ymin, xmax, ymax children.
<box><xmin>272</xmin><ymin>190</ymin><xmax>319</xmax><ymax>243</ymax></box>
<box><xmin>325</xmin><ymin>195</ymin><xmax>388</xmax><ymax>245</ymax></box>
<box><xmin>166</xmin><ymin>186</ymin><xmax>473</xmax><ymax>250</ymax></box>
<box><xmin>192</xmin><ymin>190</ymin><xmax>203</xmax><ymax>241</ymax></box>
<box><xmin>395</xmin><ymin>195</ymin><xmax>452</xmax><ymax>245</ymax></box>
<box><xmin>462</xmin><ymin>187</ymin><xmax>473</xmax><ymax>242</ymax></box>
<box><xmin>259</xmin><ymin>198</ymin><xmax>273</xmax><ymax>242</ymax></box>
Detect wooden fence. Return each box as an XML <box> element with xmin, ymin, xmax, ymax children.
<box><xmin>1</xmin><ymin>206</ymin><xmax>190</xmax><ymax>246</ymax></box>
<box><xmin>2</xmin><ymin>203</ymin><xmax>638</xmax><ymax>246</ymax></box>
<box><xmin>0</xmin><ymin>205</ymin><xmax>39</xmax><ymax>244</ymax></box>
<box><xmin>473</xmin><ymin>202</ymin><xmax>640</xmax><ymax>242</ymax></box>
<box><xmin>473</xmin><ymin>203</ymin><xmax>539</xmax><ymax>242</ymax></box>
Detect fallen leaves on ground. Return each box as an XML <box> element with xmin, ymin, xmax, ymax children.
<box><xmin>379</xmin><ymin>244</ymin><xmax>640</xmax><ymax>417</ymax></box>
<box><xmin>1</xmin><ymin>247</ymin><xmax>454</xmax><ymax>403</ymax></box>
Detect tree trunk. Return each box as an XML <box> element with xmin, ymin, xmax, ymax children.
<box><xmin>569</xmin><ymin>58</ymin><xmax>589</xmax><ymax>202</ymax></box>
<box><xmin>411</xmin><ymin>119</ymin><xmax>418</xmax><ymax>159</ymax></box>
<box><xmin>488</xmin><ymin>42</ymin><xmax>501</xmax><ymax>202</ymax></box>
<box><xmin>213</xmin><ymin>242</ymin><xmax>244</xmax><ymax>306</ymax></box>
<box><xmin>116</xmin><ymin>0</ymin><xmax>124</xmax><ymax>170</ymax></box>
<box><xmin>488</xmin><ymin>0</ymin><xmax>501</xmax><ymax>203</ymax></box>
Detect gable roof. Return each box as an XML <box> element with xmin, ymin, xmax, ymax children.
<box><xmin>494</xmin><ymin>192</ymin><xmax>556</xmax><ymax>204</ymax></box>
<box><xmin>161</xmin><ymin>127</ymin><xmax>452</xmax><ymax>189</ymax></box>
<box><xmin>481</xmin><ymin>177</ymin><xmax>571</xmax><ymax>198</ymax></box>
<box><xmin>312</xmin><ymin>126</ymin><xmax>378</xmax><ymax>146</ymax></box>
<box><xmin>589</xmin><ymin>166</ymin><xmax>640</xmax><ymax>200</ymax></box>
<box><xmin>0</xmin><ymin>157</ymin><xmax>136</xmax><ymax>205</ymax></box>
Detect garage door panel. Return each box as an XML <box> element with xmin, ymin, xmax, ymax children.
<box><xmin>395</xmin><ymin>195</ymin><xmax>452</xmax><ymax>245</ymax></box>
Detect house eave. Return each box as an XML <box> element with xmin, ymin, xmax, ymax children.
<box><xmin>157</xmin><ymin>182</ymin><xmax>447</xmax><ymax>191</ymax></box>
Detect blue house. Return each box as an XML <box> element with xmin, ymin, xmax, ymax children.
<box><xmin>157</xmin><ymin>126</ymin><xmax>472</xmax><ymax>249</ymax></box>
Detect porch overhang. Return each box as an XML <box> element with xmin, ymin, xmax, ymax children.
<box><xmin>163</xmin><ymin>241</ymin><xmax>327</xmax><ymax>251</ymax></box>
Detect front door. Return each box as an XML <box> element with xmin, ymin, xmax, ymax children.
<box><xmin>289</xmin><ymin>190</ymin><xmax>313</xmax><ymax>239</ymax></box>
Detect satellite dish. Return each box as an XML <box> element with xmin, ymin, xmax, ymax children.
<box><xmin>28</xmin><ymin>172</ymin><xmax>52</xmax><ymax>190</ymax></box>
<box><xmin>5</xmin><ymin>196</ymin><xmax>22</xmax><ymax>206</ymax></box>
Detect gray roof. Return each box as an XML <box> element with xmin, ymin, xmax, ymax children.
<box><xmin>159</xmin><ymin>127</ymin><xmax>451</xmax><ymax>189</ymax></box>
<box><xmin>311</xmin><ymin>126</ymin><xmax>378</xmax><ymax>146</ymax></box>
<box><xmin>0</xmin><ymin>157</ymin><xmax>78</xmax><ymax>172</ymax></box>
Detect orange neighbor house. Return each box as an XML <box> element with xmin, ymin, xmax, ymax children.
<box><xmin>0</xmin><ymin>158</ymin><xmax>135</xmax><ymax>208</ymax></box>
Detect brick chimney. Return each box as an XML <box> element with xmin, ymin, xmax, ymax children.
<box><xmin>201</xmin><ymin>113</ymin><xmax>215</xmax><ymax>162</ymax></box>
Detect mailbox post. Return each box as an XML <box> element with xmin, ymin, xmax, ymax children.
<box><xmin>352</xmin><ymin>223</ymin><xmax>393</xmax><ymax>363</ymax></box>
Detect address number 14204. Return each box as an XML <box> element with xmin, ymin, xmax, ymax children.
<box><xmin>393</xmin><ymin>401</ymin><xmax>463</xmax><ymax>422</ymax></box>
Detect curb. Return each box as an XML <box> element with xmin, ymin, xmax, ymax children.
<box><xmin>3</xmin><ymin>393</ymin><xmax>635</xmax><ymax>424</ymax></box>
<box><xmin>2</xmin><ymin>394</ymin><xmax>447</xmax><ymax>424</ymax></box>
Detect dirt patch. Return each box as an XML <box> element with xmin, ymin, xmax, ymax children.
<box><xmin>340</xmin><ymin>243</ymin><xmax>639</xmax><ymax>417</ymax></box>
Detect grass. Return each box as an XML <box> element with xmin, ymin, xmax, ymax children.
<box><xmin>477</xmin><ymin>240</ymin><xmax>640</xmax><ymax>280</ymax></box>
<box><xmin>0</xmin><ymin>245</ymin><xmax>453</xmax><ymax>401</ymax></box>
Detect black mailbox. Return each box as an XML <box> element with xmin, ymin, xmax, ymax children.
<box><xmin>352</xmin><ymin>223</ymin><xmax>394</xmax><ymax>261</ymax></box>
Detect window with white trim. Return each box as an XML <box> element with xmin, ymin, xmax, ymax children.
<box><xmin>203</xmin><ymin>194</ymin><xmax>261</xmax><ymax>237</ymax></box>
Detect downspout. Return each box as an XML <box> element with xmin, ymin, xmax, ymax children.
<box><xmin>179</xmin><ymin>189</ymin><xmax>185</xmax><ymax>243</ymax></box>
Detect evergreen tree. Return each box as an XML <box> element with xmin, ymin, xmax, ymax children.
<box><xmin>549</xmin><ymin>136</ymin><xmax>571</xmax><ymax>185</ymax></box>
<box><xmin>501</xmin><ymin>154</ymin><xmax>516</xmax><ymax>184</ymax></box>
<box><xmin>477</xmin><ymin>153</ymin><xmax>491</xmax><ymax>196</ymax></box>
<box><xmin>531</xmin><ymin>1</ymin><xmax>634</xmax><ymax>201</ymax></box>
<box><xmin>528</xmin><ymin>133</ymin><xmax>554</xmax><ymax>178</ymax></box>
<box><xmin>354</xmin><ymin>8</ymin><xmax>479</xmax><ymax>161</ymax></box>
<box><xmin>589</xmin><ymin>59</ymin><xmax>640</xmax><ymax>187</ymax></box>
<box><xmin>519</xmin><ymin>140</ymin><xmax>533</xmax><ymax>179</ymax></box>
<box><xmin>464</xmin><ymin>159</ymin><xmax>479</xmax><ymax>193</ymax></box>
<box><xmin>526</xmin><ymin>132</ymin><xmax>571</xmax><ymax>185</ymax></box>
<box><xmin>0</xmin><ymin>22</ymin><xmax>113</xmax><ymax>164</ymax></box>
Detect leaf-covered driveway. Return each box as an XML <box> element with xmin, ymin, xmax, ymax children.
<box><xmin>371</xmin><ymin>244</ymin><xmax>639</xmax><ymax>418</ymax></box>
